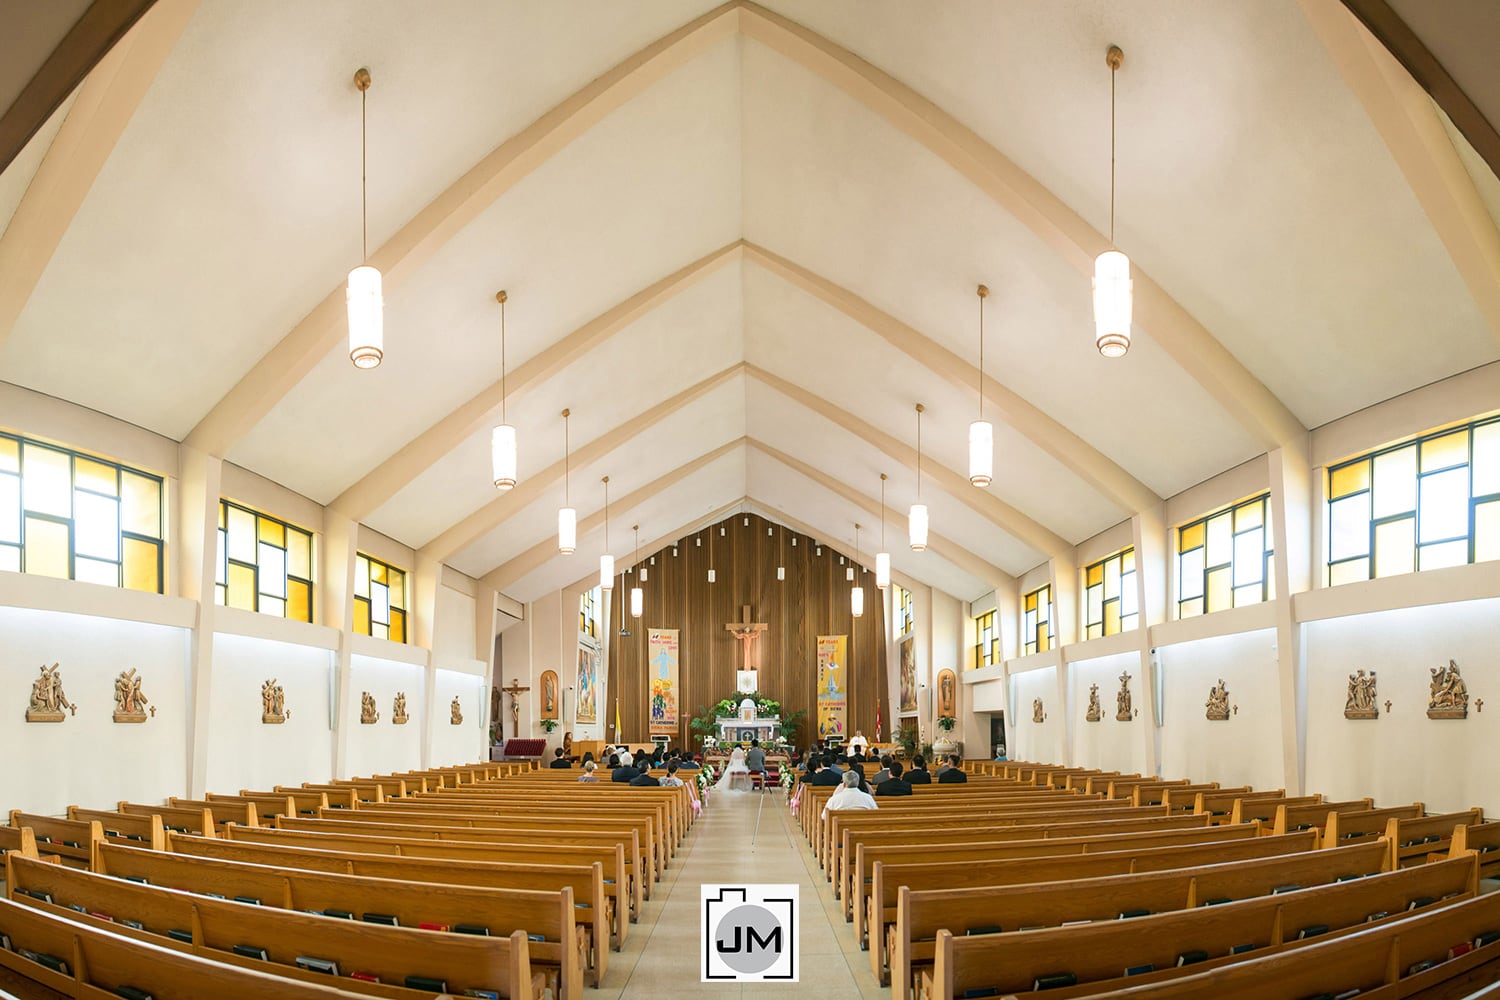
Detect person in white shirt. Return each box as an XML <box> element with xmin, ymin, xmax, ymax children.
<box><xmin>821</xmin><ymin>770</ymin><xmax>878</xmax><ymax>819</ymax></box>
<box><xmin>846</xmin><ymin>731</ymin><xmax>869</xmax><ymax>757</ymax></box>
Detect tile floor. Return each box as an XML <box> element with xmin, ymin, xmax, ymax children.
<box><xmin>598</xmin><ymin>786</ymin><xmax>886</xmax><ymax>999</ymax></box>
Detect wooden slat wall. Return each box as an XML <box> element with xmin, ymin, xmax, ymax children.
<box><xmin>606</xmin><ymin>512</ymin><xmax>887</xmax><ymax>747</ymax></box>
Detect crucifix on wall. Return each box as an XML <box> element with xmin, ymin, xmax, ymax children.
<box><xmin>500</xmin><ymin>676</ymin><xmax>531</xmax><ymax>740</ymax></box>
<box><xmin>725</xmin><ymin>605</ymin><xmax>768</xmax><ymax>692</ymax></box>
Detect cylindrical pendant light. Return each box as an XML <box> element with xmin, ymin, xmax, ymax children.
<box><xmin>876</xmin><ymin>473</ymin><xmax>891</xmax><ymax>588</ymax></box>
<box><xmin>347</xmin><ymin>68</ymin><xmax>383</xmax><ymax>369</ymax></box>
<box><xmin>558</xmin><ymin>409</ymin><xmax>575</xmax><ymax>554</ymax></box>
<box><xmin>969</xmin><ymin>284</ymin><xmax>993</xmax><ymax>486</ymax></box>
<box><xmin>1093</xmin><ymin>45</ymin><xmax>1132</xmax><ymax>358</ymax></box>
<box><xmin>910</xmin><ymin>404</ymin><xmax>928</xmax><ymax>551</ymax></box>
<box><xmin>707</xmin><ymin>526</ymin><xmax>716</xmax><ymax>583</ymax></box>
<box><xmin>777</xmin><ymin>522</ymin><xmax>785</xmax><ymax>581</ymax></box>
<box><xmin>851</xmin><ymin>523</ymin><xmax>864</xmax><ymax>618</ymax></box>
<box><xmin>630</xmin><ymin>524</ymin><xmax>643</xmax><ymax>618</ymax></box>
<box><xmin>599</xmin><ymin>476</ymin><xmax>613</xmax><ymax>590</ymax></box>
<box><xmin>491</xmin><ymin>290</ymin><xmax>517</xmax><ymax>489</ymax></box>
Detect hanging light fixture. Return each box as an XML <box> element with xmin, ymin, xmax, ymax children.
<box><xmin>630</xmin><ymin>525</ymin><xmax>643</xmax><ymax>618</ymax></box>
<box><xmin>707</xmin><ymin>526</ymin><xmax>716</xmax><ymax>584</ymax></box>
<box><xmin>909</xmin><ymin>404</ymin><xmax>929</xmax><ymax>551</ymax></box>
<box><xmin>777</xmin><ymin>522</ymin><xmax>785</xmax><ymax>581</ymax></box>
<box><xmin>851</xmin><ymin>523</ymin><xmax>865</xmax><ymax>618</ymax></box>
<box><xmin>876</xmin><ymin>473</ymin><xmax>891</xmax><ymax>588</ymax></box>
<box><xmin>490</xmin><ymin>290</ymin><xmax>518</xmax><ymax>489</ymax></box>
<box><xmin>557</xmin><ymin>409</ymin><xmax>576</xmax><ymax>554</ymax></box>
<box><xmin>969</xmin><ymin>284</ymin><xmax>993</xmax><ymax>486</ymax></box>
<box><xmin>347</xmin><ymin>67</ymin><xmax>383</xmax><ymax>369</ymax></box>
<box><xmin>1093</xmin><ymin>45</ymin><xmax>1132</xmax><ymax>358</ymax></box>
<box><xmin>599</xmin><ymin>477</ymin><xmax>614</xmax><ymax>590</ymax></box>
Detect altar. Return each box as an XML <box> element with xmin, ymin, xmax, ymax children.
<box><xmin>715</xmin><ymin>697</ymin><xmax>780</xmax><ymax>744</ymax></box>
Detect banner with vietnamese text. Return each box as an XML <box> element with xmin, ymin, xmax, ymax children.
<box><xmin>648</xmin><ymin>628</ymin><xmax>680</xmax><ymax>735</ymax></box>
<box><xmin>816</xmin><ymin>634</ymin><xmax>847</xmax><ymax>739</ymax></box>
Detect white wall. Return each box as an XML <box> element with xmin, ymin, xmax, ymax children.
<box><xmin>1305</xmin><ymin>598</ymin><xmax>1500</xmax><ymax>816</ymax></box>
<box><xmin>1157</xmin><ymin>628</ymin><xmax>1284</xmax><ymax>791</ymax></box>
<box><xmin>204</xmin><ymin>632</ymin><xmax>334</xmax><ymax>794</ymax></box>
<box><xmin>433</xmin><ymin>585</ymin><xmax>477</xmax><ymax>665</ymax></box>
<box><xmin>1009</xmin><ymin>665</ymin><xmax>1064</xmax><ymax>763</ymax></box>
<box><xmin>0</xmin><ymin>605</ymin><xmax>190</xmax><ymax>815</ymax></box>
<box><xmin>344</xmin><ymin>653</ymin><xmax>426</xmax><ymax>778</ymax></box>
<box><xmin>1069</xmin><ymin>651</ymin><xmax>1148</xmax><ymax>776</ymax></box>
<box><xmin>430</xmin><ymin>667</ymin><xmax>488</xmax><ymax>766</ymax></box>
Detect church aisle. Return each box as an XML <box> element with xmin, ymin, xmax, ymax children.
<box><xmin>602</xmin><ymin>786</ymin><xmax>882</xmax><ymax>1000</ymax></box>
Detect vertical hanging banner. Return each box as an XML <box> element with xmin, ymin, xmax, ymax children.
<box><xmin>648</xmin><ymin>628</ymin><xmax>680</xmax><ymax>735</ymax></box>
<box><xmin>816</xmin><ymin>635</ymin><xmax>847</xmax><ymax>740</ymax></box>
<box><xmin>576</xmin><ymin>644</ymin><xmax>599</xmax><ymax>724</ymax></box>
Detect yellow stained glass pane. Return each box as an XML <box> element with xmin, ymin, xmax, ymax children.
<box><xmin>1329</xmin><ymin>460</ymin><xmax>1369</xmax><ymax>499</ymax></box>
<box><xmin>1037</xmin><ymin>594</ymin><xmax>1049</xmax><ymax>622</ymax></box>
<box><xmin>1104</xmin><ymin>601</ymin><xmax>1121</xmax><ymax>636</ymax></box>
<box><xmin>1475</xmin><ymin>501</ymin><xmax>1499</xmax><ymax>562</ymax></box>
<box><xmin>354</xmin><ymin>554</ymin><xmax>370</xmax><ymax>599</ymax></box>
<box><xmin>123</xmin><ymin>537</ymin><xmax>160</xmax><ymax>594</ymax></box>
<box><xmin>390</xmin><ymin>609</ymin><xmax>406</xmax><ymax>644</ymax></box>
<box><xmin>388</xmin><ymin>568</ymin><xmax>404</xmax><ymax>609</ymax></box>
<box><xmin>0</xmin><ymin>437</ymin><xmax>17</xmax><ymax>473</ymax></box>
<box><xmin>1420</xmin><ymin>430</ymin><xmax>1468</xmax><ymax>473</ymax></box>
<box><xmin>23</xmin><ymin>445</ymin><xmax>71</xmax><ymax>516</ymax></box>
<box><xmin>1329</xmin><ymin>558</ymin><xmax>1369</xmax><ymax>586</ymax></box>
<box><xmin>1037</xmin><ymin>632</ymin><xmax>1050</xmax><ymax>653</ymax></box>
<box><xmin>1086</xmin><ymin>563</ymin><xmax>1103</xmax><ymax>587</ymax></box>
<box><xmin>75</xmin><ymin>457</ymin><xmax>117</xmax><ymax>497</ymax></box>
<box><xmin>1373</xmin><ymin>518</ymin><xmax>1415</xmax><ymax>578</ymax></box>
<box><xmin>1206</xmin><ymin>565</ymin><xmax>1232</xmax><ymax>613</ymax></box>
<box><xmin>24</xmin><ymin>515</ymin><xmax>69</xmax><ymax>579</ymax></box>
<box><xmin>1179</xmin><ymin>597</ymin><xmax>1203</xmax><ymax>620</ymax></box>
<box><xmin>354</xmin><ymin>596</ymin><xmax>371</xmax><ymax>635</ymax></box>
<box><xmin>287</xmin><ymin>578</ymin><xmax>311</xmax><ymax>623</ymax></box>
<box><xmin>1086</xmin><ymin>586</ymin><xmax>1102</xmax><ymax>625</ymax></box>
<box><xmin>1373</xmin><ymin>447</ymin><xmax>1417</xmax><ymax>519</ymax></box>
<box><xmin>1207</xmin><ymin>513</ymin><xmax>1232</xmax><ymax>566</ymax></box>
<box><xmin>1121</xmin><ymin>548</ymin><xmax>1135</xmax><ymax>574</ymax></box>
<box><xmin>227</xmin><ymin>505</ymin><xmax>256</xmax><ymax>563</ymax></box>
<box><xmin>371</xmin><ymin>560</ymin><xmax>387</xmax><ymax>585</ymax></box>
<box><xmin>258</xmin><ymin>517</ymin><xmax>284</xmax><ymax>547</ymax></box>
<box><xmin>1025</xmin><ymin>592</ymin><xmax>1037</xmax><ymax>613</ymax></box>
<box><xmin>227</xmin><ymin>562</ymin><xmax>255</xmax><ymax>610</ymax></box>
<box><xmin>287</xmin><ymin>528</ymin><xmax>311</xmax><ymax>579</ymax></box>
<box><xmin>1234</xmin><ymin>499</ymin><xmax>1263</xmax><ymax>531</ymax></box>
<box><xmin>1179</xmin><ymin>521</ymin><xmax>1205</xmax><ymax>552</ymax></box>
<box><xmin>1086</xmin><ymin>623</ymin><xmax>1102</xmax><ymax>640</ymax></box>
<box><xmin>121</xmin><ymin>473</ymin><xmax>160</xmax><ymax>538</ymax></box>
<box><xmin>1104</xmin><ymin>557</ymin><xmax>1121</xmax><ymax>600</ymax></box>
<box><xmin>218</xmin><ymin>501</ymin><xmax>226</xmax><ymax>530</ymax></box>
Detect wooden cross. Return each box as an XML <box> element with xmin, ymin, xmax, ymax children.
<box><xmin>724</xmin><ymin>605</ymin><xmax>768</xmax><ymax>671</ymax></box>
<box><xmin>500</xmin><ymin>676</ymin><xmax>531</xmax><ymax>738</ymax></box>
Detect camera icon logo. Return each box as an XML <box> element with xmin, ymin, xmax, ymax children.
<box><xmin>701</xmin><ymin>884</ymin><xmax>799</xmax><ymax>982</ymax></box>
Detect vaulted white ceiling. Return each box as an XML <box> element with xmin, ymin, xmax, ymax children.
<box><xmin>2</xmin><ymin>0</ymin><xmax>1497</xmax><ymax>606</ymax></box>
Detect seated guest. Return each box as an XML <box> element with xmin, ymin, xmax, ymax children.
<box><xmin>630</xmin><ymin>768</ymin><xmax>661</xmax><ymax>786</ymax></box>
<box><xmin>799</xmin><ymin>757</ymin><xmax>823</xmax><ymax>785</ymax></box>
<box><xmin>746</xmin><ymin>740</ymin><xmax>767</xmax><ymax>776</ymax></box>
<box><xmin>580</xmin><ymin>751</ymin><xmax>595</xmax><ymax>766</ymax></box>
<box><xmin>875</xmin><ymin>760</ymin><xmax>912</xmax><ymax>796</ymax></box>
<box><xmin>549</xmin><ymin>747</ymin><xmax>572</xmax><ymax>769</ymax></box>
<box><xmin>934</xmin><ymin>754</ymin><xmax>953</xmax><ymax>776</ymax></box>
<box><xmin>578</xmin><ymin>761</ymin><xmax>599</xmax><ymax>783</ymax></box>
<box><xmin>810</xmin><ymin>755</ymin><xmax>843</xmax><ymax>786</ymax></box>
<box><xmin>822</xmin><ymin>770</ymin><xmax>877</xmax><ymax>819</ymax></box>
<box><xmin>822</xmin><ymin>753</ymin><xmax>844</xmax><ymax>777</ymax></box>
<box><xmin>677</xmin><ymin>753</ymin><xmax>700</xmax><ymax>770</ymax></box>
<box><xmin>610</xmin><ymin>754</ymin><xmax>641</xmax><ymax>783</ymax></box>
<box><xmin>937</xmin><ymin>754</ymin><xmax>968</xmax><ymax>783</ymax></box>
<box><xmin>906</xmin><ymin>754</ymin><xmax>932</xmax><ymax>784</ymax></box>
<box><xmin>659</xmin><ymin>762</ymin><xmax>685</xmax><ymax>788</ymax></box>
<box><xmin>849</xmin><ymin>761</ymin><xmax>872</xmax><ymax>794</ymax></box>
<box><xmin>618</xmin><ymin>747</ymin><xmax>634</xmax><ymax>768</ymax></box>
<box><xmin>870</xmin><ymin>754</ymin><xmax>894</xmax><ymax>785</ymax></box>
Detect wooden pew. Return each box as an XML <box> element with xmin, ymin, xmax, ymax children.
<box><xmin>0</xmin><ymin>895</ymin><xmax>506</xmax><ymax>1000</ymax></box>
<box><xmin>221</xmin><ymin>823</ymin><xmax>643</xmax><ymax>921</ymax></box>
<box><xmin>1450</xmin><ymin>820</ymin><xmax>1500</xmax><ymax>879</ymax></box>
<box><xmin>1271</xmin><ymin>797</ymin><xmax>1376</xmax><ymax>838</ymax></box>
<box><xmin>65</xmin><ymin>807</ymin><xmax>166</xmax><ymax>853</ymax></box>
<box><xmin>165</xmin><ymin>797</ymin><xmax>259</xmax><ymax>832</ymax></box>
<box><xmin>0</xmin><ymin>825</ymin><xmax>44</xmax><ymax>865</ymax></box>
<box><xmin>1229</xmin><ymin>792</ymin><xmax>1327</xmax><ymax>825</ymax></box>
<box><xmin>292</xmin><ymin>782</ymin><xmax>385</xmax><ymax>805</ymax></box>
<box><xmin>1384</xmin><ymin>808</ymin><xmax>1484</xmax><ymax>868</ymax></box>
<box><xmin>11</xmin><ymin>811</ymin><xmax>109</xmax><ymax>865</ymax></box>
<box><xmin>259</xmin><ymin>786</ymin><xmax>353</xmax><ymax>810</ymax></box>
<box><xmin>94</xmin><ymin>839</ymin><xmax>607</xmax><ymax>989</ymax></box>
<box><xmin>1105</xmin><ymin>777</ymin><xmax>1188</xmax><ymax>799</ymax></box>
<box><xmin>400</xmin><ymin>789</ymin><xmax>680</xmax><ymax>860</ymax></box>
<box><xmin>917</xmin><ymin>853</ymin><xmax>1480</xmax><ymax>1000</ymax></box>
<box><xmin>443</xmin><ymin>780</ymin><xmax>693</xmax><ymax>841</ymax></box>
<box><xmin>1322</xmin><ymin>802</ymin><xmax>1425</xmax><ymax>846</ymax></box>
<box><xmin>1133</xmin><ymin>782</ymin><xmax>1231</xmax><ymax>808</ymax></box>
<box><xmin>6</xmin><ymin>851</ymin><xmax>567</xmax><ymax>999</ymax></box>
<box><xmin>865</xmin><ymin>830</ymin><xmax>1322</xmax><ymax>987</ymax></box>
<box><xmin>204</xmin><ymin>791</ymin><xmax>299</xmax><ymax>822</ymax></box>
<box><xmin>1191</xmin><ymin>788</ymin><xmax>1293</xmax><ymax>823</ymax></box>
<box><xmin>887</xmin><ymin>839</ymin><xmax>1391</xmax><ymax>997</ymax></box>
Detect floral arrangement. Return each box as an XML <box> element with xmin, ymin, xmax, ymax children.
<box><xmin>779</xmin><ymin>767</ymin><xmax>794</xmax><ymax>792</ymax></box>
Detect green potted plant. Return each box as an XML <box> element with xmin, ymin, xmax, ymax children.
<box><xmin>933</xmin><ymin>715</ymin><xmax>960</xmax><ymax>757</ymax></box>
<box><xmin>538</xmin><ymin>718</ymin><xmax>559</xmax><ymax>734</ymax></box>
<box><xmin>895</xmin><ymin>721</ymin><xmax>919</xmax><ymax>759</ymax></box>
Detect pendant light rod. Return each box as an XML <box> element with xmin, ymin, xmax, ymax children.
<box><xmin>969</xmin><ymin>285</ymin><xmax>994</xmax><ymax>487</ymax></box>
<box><xmin>563</xmin><ymin>409</ymin><xmax>571</xmax><ymax>505</ymax></box>
<box><xmin>880</xmin><ymin>473</ymin><xmax>887</xmax><ymax>547</ymax></box>
<box><xmin>1107</xmin><ymin>44</ymin><xmax>1122</xmax><ymax>246</ymax></box>
<box><xmin>976</xmin><ymin>285</ymin><xmax>987</xmax><ymax>417</ymax></box>
<box><xmin>602</xmin><ymin>476</ymin><xmax>610</xmax><ymax>549</ymax></box>
<box><xmin>915</xmin><ymin>403</ymin><xmax>924</xmax><ymax>498</ymax></box>
<box><xmin>558</xmin><ymin>408</ymin><xmax>575</xmax><ymax>554</ymax></box>
<box><xmin>356</xmin><ymin>67</ymin><xmax>369</xmax><ymax>261</ymax></box>
<box><xmin>497</xmin><ymin>290</ymin><xmax>508</xmax><ymax>422</ymax></box>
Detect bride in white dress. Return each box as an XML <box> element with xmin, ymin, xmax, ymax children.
<box><xmin>713</xmin><ymin>746</ymin><xmax>750</xmax><ymax>792</ymax></box>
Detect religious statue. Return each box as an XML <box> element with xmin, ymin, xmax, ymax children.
<box><xmin>1116</xmin><ymin>671</ymin><xmax>1133</xmax><ymax>722</ymax></box>
<box><xmin>360</xmin><ymin>691</ymin><xmax>380</xmax><ymax>725</ymax></box>
<box><xmin>112</xmin><ymin>668</ymin><xmax>151</xmax><ymax>723</ymax></box>
<box><xmin>1427</xmin><ymin>659</ymin><xmax>1469</xmax><ymax>719</ymax></box>
<box><xmin>725</xmin><ymin>605</ymin><xmax>768</xmax><ymax>692</ymax></box>
<box><xmin>392</xmin><ymin>692</ymin><xmax>409</xmax><ymax>725</ymax></box>
<box><xmin>1205</xmin><ymin>679</ymin><xmax>1231</xmax><ymax>721</ymax></box>
<box><xmin>541</xmin><ymin>670</ymin><xmax>559</xmax><ymax>720</ymax></box>
<box><xmin>27</xmin><ymin>663</ymin><xmax>77</xmax><ymax>722</ymax></box>
<box><xmin>499</xmin><ymin>677</ymin><xmax>531</xmax><ymax>736</ymax></box>
<box><xmin>261</xmin><ymin>678</ymin><xmax>287</xmax><ymax>724</ymax></box>
<box><xmin>1032</xmin><ymin>698</ymin><xmax>1046</xmax><ymax>724</ymax></box>
<box><xmin>937</xmin><ymin>669</ymin><xmax>957</xmax><ymax>719</ymax></box>
<box><xmin>450</xmin><ymin>696</ymin><xmax>464</xmax><ymax>725</ymax></box>
<box><xmin>1344</xmin><ymin>669</ymin><xmax>1378</xmax><ymax>720</ymax></box>
<box><xmin>1084</xmin><ymin>684</ymin><xmax>1102</xmax><ymax>722</ymax></box>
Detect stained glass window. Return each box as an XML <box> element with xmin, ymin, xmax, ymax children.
<box><xmin>1327</xmin><ymin>415</ymin><xmax>1500</xmax><ymax>583</ymax></box>
<box><xmin>354</xmin><ymin>552</ymin><xmax>407</xmax><ymax>642</ymax></box>
<box><xmin>1023</xmin><ymin>584</ymin><xmax>1052</xmax><ymax>655</ymax></box>
<box><xmin>215</xmin><ymin>500</ymin><xmax>313</xmax><ymax>621</ymax></box>
<box><xmin>1083</xmin><ymin>548</ymin><xmax>1138</xmax><ymax>639</ymax></box>
<box><xmin>1177</xmin><ymin>494</ymin><xmax>1274</xmax><ymax>619</ymax></box>
<box><xmin>895</xmin><ymin>585</ymin><xmax>914</xmax><ymax>636</ymax></box>
<box><xmin>975</xmin><ymin>609</ymin><xmax>998</xmax><ymax>667</ymax></box>
<box><xmin>579</xmin><ymin>587</ymin><xmax>599</xmax><ymax>639</ymax></box>
<box><xmin>0</xmin><ymin>432</ymin><xmax>163</xmax><ymax>592</ymax></box>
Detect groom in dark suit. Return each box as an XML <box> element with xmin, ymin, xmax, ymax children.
<box><xmin>745</xmin><ymin>740</ymin><xmax>767</xmax><ymax>787</ymax></box>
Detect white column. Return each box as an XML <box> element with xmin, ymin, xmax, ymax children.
<box><xmin>178</xmin><ymin>445</ymin><xmax>222</xmax><ymax>798</ymax></box>
<box><xmin>1269</xmin><ymin>442</ymin><xmax>1314</xmax><ymax>794</ymax></box>
<box><xmin>413</xmin><ymin>552</ymin><xmax>441</xmax><ymax>769</ymax></box>
<box><xmin>1049</xmin><ymin>553</ymin><xmax>1078</xmax><ymax>765</ymax></box>
<box><xmin>1132</xmin><ymin>504</ymin><xmax>1168</xmax><ymax>778</ymax></box>
<box><xmin>323</xmin><ymin>511</ymin><xmax>357</xmax><ymax>778</ymax></box>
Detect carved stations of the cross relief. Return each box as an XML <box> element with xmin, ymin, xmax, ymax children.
<box><xmin>392</xmin><ymin>692</ymin><xmax>409</xmax><ymax>725</ymax></box>
<box><xmin>450</xmin><ymin>697</ymin><xmax>464</xmax><ymax>725</ymax></box>
<box><xmin>262</xmin><ymin>679</ymin><xmax>288</xmax><ymax>724</ymax></box>
<box><xmin>360</xmin><ymin>691</ymin><xmax>380</xmax><ymax>725</ymax></box>
<box><xmin>1085</xmin><ymin>684</ymin><xmax>1102</xmax><ymax>722</ymax></box>
<box><xmin>113</xmin><ymin>668</ymin><xmax>153</xmax><ymax>723</ymax></box>
<box><xmin>26</xmin><ymin>663</ymin><xmax>76</xmax><ymax>723</ymax></box>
